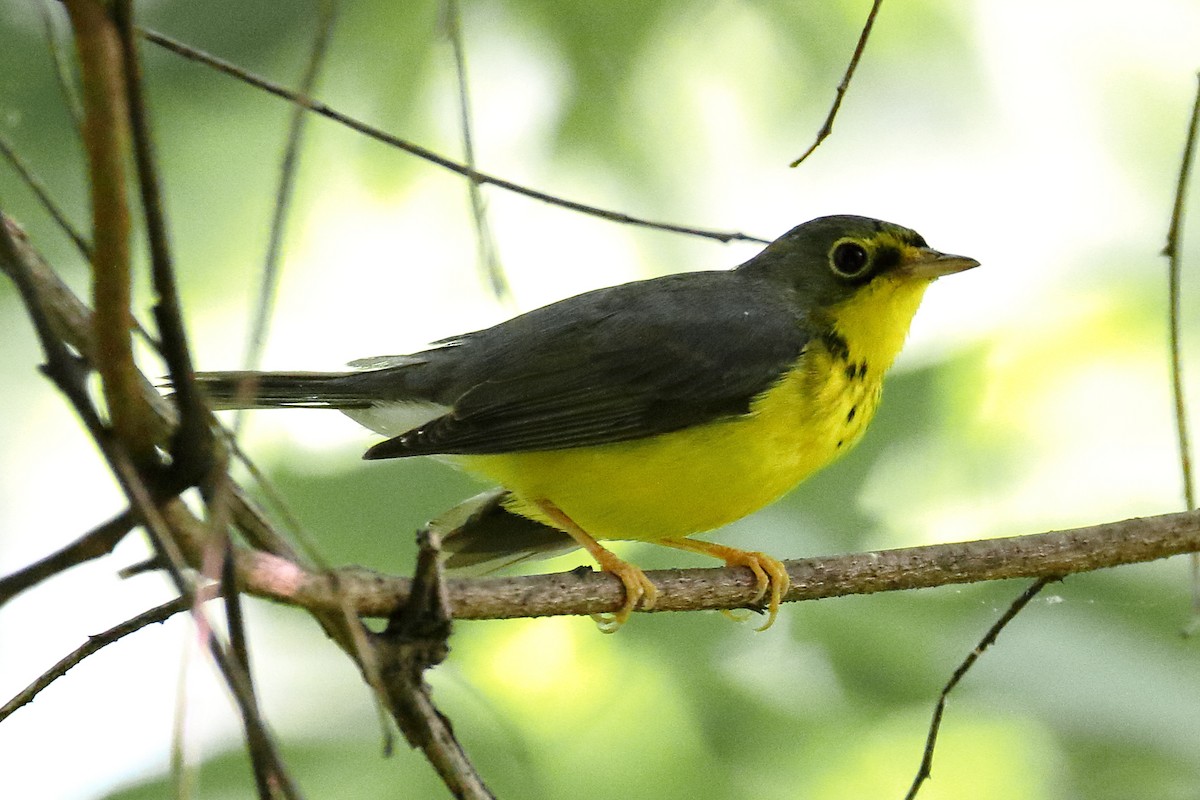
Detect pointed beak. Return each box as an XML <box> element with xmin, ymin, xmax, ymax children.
<box><xmin>903</xmin><ymin>247</ymin><xmax>980</xmax><ymax>280</ymax></box>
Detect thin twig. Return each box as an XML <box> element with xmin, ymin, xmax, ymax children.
<box><xmin>2</xmin><ymin>209</ymin><xmax>387</xmax><ymax>796</ymax></box>
<box><xmin>217</xmin><ymin>14</ymin><xmax>340</xmax><ymax>781</ymax></box>
<box><xmin>0</xmin><ymin>509</ymin><xmax>135</xmax><ymax>609</ymax></box>
<box><xmin>903</xmin><ymin>577</ymin><xmax>1055</xmax><ymax>800</ymax></box>
<box><xmin>139</xmin><ymin>27</ymin><xmax>769</xmax><ymax>246</ymax></box>
<box><xmin>235</xmin><ymin>0</ymin><xmax>337</xmax><ymax>435</ymax></box>
<box><xmin>2</xmin><ymin>72</ymin><xmax>299</xmax><ymax>800</ymax></box>
<box><xmin>220</xmin><ymin>532</ymin><xmax>276</xmax><ymax>800</ymax></box>
<box><xmin>1164</xmin><ymin>74</ymin><xmax>1199</xmax><ymax>623</ymax></box>
<box><xmin>0</xmin><ymin>132</ymin><xmax>91</xmax><ymax>259</ymax></box>
<box><xmin>789</xmin><ymin>0</ymin><xmax>884</xmax><ymax>168</ymax></box>
<box><xmin>443</xmin><ymin>0</ymin><xmax>510</xmax><ymax>302</ymax></box>
<box><xmin>0</xmin><ymin>592</ymin><xmax>199</xmax><ymax>723</ymax></box>
<box><xmin>36</xmin><ymin>0</ymin><xmax>85</xmax><ymax>140</ymax></box>
<box><xmin>111</xmin><ymin>445</ymin><xmax>303</xmax><ymax>800</ymax></box>
<box><xmin>112</xmin><ymin>0</ymin><xmax>217</xmax><ymax>491</ymax></box>
<box><xmin>109</xmin><ymin>6</ymin><xmax>283</xmax><ymax>787</ymax></box>
<box><xmin>1164</xmin><ymin>75</ymin><xmax>1198</xmax><ymax>512</ymax></box>
<box><xmin>170</xmin><ymin>633</ymin><xmax>197</xmax><ymax>800</ymax></box>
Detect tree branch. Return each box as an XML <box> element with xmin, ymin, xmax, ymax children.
<box><xmin>0</xmin><ymin>510</ymin><xmax>134</xmax><ymax>608</ymax></box>
<box><xmin>903</xmin><ymin>577</ymin><xmax>1054</xmax><ymax>800</ymax></box>
<box><xmin>233</xmin><ymin>508</ymin><xmax>1200</xmax><ymax>622</ymax></box>
<box><xmin>138</xmin><ymin>27</ymin><xmax>769</xmax><ymax>246</ymax></box>
<box><xmin>64</xmin><ymin>0</ymin><xmax>157</xmax><ymax>468</ymax></box>
<box><xmin>0</xmin><ymin>593</ymin><xmax>199</xmax><ymax>724</ymax></box>
<box><xmin>4</xmin><ymin>207</ymin><xmax>1198</xmax><ymax>625</ymax></box>
<box><xmin>789</xmin><ymin>0</ymin><xmax>884</xmax><ymax>167</ymax></box>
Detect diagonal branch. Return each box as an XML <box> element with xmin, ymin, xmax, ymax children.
<box><xmin>903</xmin><ymin>577</ymin><xmax>1055</xmax><ymax>800</ymax></box>
<box><xmin>138</xmin><ymin>27</ymin><xmax>769</xmax><ymax>247</ymax></box>
<box><xmin>0</xmin><ymin>510</ymin><xmax>135</xmax><ymax>608</ymax></box>
<box><xmin>0</xmin><ymin>592</ymin><xmax>200</xmax><ymax>724</ymax></box>
<box><xmin>790</xmin><ymin>0</ymin><xmax>885</xmax><ymax>167</ymax></box>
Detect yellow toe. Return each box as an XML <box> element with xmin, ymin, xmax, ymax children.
<box><xmin>589</xmin><ymin>553</ymin><xmax>658</xmax><ymax>633</ymax></box>
<box><xmin>660</xmin><ymin>538</ymin><xmax>789</xmax><ymax>631</ymax></box>
<box><xmin>535</xmin><ymin>499</ymin><xmax>657</xmax><ymax>632</ymax></box>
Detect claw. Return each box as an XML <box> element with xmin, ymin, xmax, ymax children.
<box><xmin>661</xmin><ymin>538</ymin><xmax>789</xmax><ymax>631</ymax></box>
<box><xmin>536</xmin><ymin>501</ymin><xmax>657</xmax><ymax>632</ymax></box>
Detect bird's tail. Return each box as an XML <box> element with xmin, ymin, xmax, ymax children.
<box><xmin>190</xmin><ymin>370</ymin><xmax>375</xmax><ymax>410</ymax></box>
<box><xmin>432</xmin><ymin>488</ymin><xmax>577</xmax><ymax>572</ymax></box>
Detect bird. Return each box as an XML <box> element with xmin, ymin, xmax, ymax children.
<box><xmin>191</xmin><ymin>215</ymin><xmax>978</xmax><ymax>632</ymax></box>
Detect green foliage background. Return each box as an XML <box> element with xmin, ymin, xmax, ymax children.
<box><xmin>1</xmin><ymin>1</ymin><xmax>1198</xmax><ymax>798</ymax></box>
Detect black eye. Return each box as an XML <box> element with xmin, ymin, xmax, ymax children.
<box><xmin>831</xmin><ymin>241</ymin><xmax>870</xmax><ymax>278</ymax></box>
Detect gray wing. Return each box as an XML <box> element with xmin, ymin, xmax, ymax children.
<box><xmin>363</xmin><ymin>269</ymin><xmax>809</xmax><ymax>459</ymax></box>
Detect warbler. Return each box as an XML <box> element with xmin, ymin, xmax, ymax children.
<box><xmin>193</xmin><ymin>215</ymin><xmax>977</xmax><ymax>631</ymax></box>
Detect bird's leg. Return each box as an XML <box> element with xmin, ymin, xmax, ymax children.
<box><xmin>535</xmin><ymin>500</ymin><xmax>658</xmax><ymax>633</ymax></box>
<box><xmin>658</xmin><ymin>538</ymin><xmax>790</xmax><ymax>631</ymax></box>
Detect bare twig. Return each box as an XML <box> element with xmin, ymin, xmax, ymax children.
<box><xmin>111</xmin><ymin>446</ymin><xmax>303</xmax><ymax>800</ymax></box>
<box><xmin>235</xmin><ymin>508</ymin><xmax>1200</xmax><ymax>622</ymax></box>
<box><xmin>443</xmin><ymin>0</ymin><xmax>510</xmax><ymax>303</ymax></box>
<box><xmin>112</xmin><ymin>0</ymin><xmax>217</xmax><ymax>491</ymax></box>
<box><xmin>14</xmin><ymin>4</ymin><xmax>297</xmax><ymax>788</ymax></box>
<box><xmin>139</xmin><ymin>27</ymin><xmax>769</xmax><ymax>246</ymax></box>
<box><xmin>65</xmin><ymin>0</ymin><xmax>157</xmax><ymax>467</ymax></box>
<box><xmin>1164</xmin><ymin>74</ymin><xmax>1199</xmax><ymax>623</ymax></box>
<box><xmin>236</xmin><ymin>0</ymin><xmax>337</xmax><ymax>419</ymax></box>
<box><xmin>170</xmin><ymin>635</ymin><xmax>197</xmax><ymax>800</ymax></box>
<box><xmin>0</xmin><ymin>592</ymin><xmax>201</xmax><ymax>723</ymax></box>
<box><xmin>1164</xmin><ymin>74</ymin><xmax>1198</xmax><ymax>512</ymax></box>
<box><xmin>0</xmin><ymin>132</ymin><xmax>91</xmax><ymax>259</ymax></box>
<box><xmin>789</xmin><ymin>0</ymin><xmax>884</xmax><ymax>168</ymax></box>
<box><xmin>36</xmin><ymin>0</ymin><xmax>85</xmax><ymax>140</ymax></box>
<box><xmin>903</xmin><ymin>577</ymin><xmax>1055</xmax><ymax>800</ymax></box>
<box><xmin>374</xmin><ymin>529</ymin><xmax>495</xmax><ymax>799</ymax></box>
<box><xmin>0</xmin><ymin>510</ymin><xmax>135</xmax><ymax>609</ymax></box>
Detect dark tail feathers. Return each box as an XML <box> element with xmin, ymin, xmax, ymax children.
<box><xmin>432</xmin><ymin>488</ymin><xmax>576</xmax><ymax>572</ymax></box>
<box><xmin>191</xmin><ymin>370</ymin><xmax>373</xmax><ymax>410</ymax></box>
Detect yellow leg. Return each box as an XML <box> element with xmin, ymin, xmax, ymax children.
<box><xmin>659</xmin><ymin>538</ymin><xmax>789</xmax><ymax>631</ymax></box>
<box><xmin>536</xmin><ymin>500</ymin><xmax>658</xmax><ymax>633</ymax></box>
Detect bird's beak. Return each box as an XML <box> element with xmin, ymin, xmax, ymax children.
<box><xmin>902</xmin><ymin>247</ymin><xmax>980</xmax><ymax>280</ymax></box>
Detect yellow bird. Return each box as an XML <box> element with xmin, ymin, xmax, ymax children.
<box><xmin>194</xmin><ymin>215</ymin><xmax>977</xmax><ymax>631</ymax></box>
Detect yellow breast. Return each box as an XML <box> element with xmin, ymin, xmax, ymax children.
<box><xmin>456</xmin><ymin>272</ymin><xmax>932</xmax><ymax>543</ymax></box>
<box><xmin>455</xmin><ymin>344</ymin><xmax>878</xmax><ymax>542</ymax></box>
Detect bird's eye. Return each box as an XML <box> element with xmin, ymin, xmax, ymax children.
<box><xmin>830</xmin><ymin>241</ymin><xmax>871</xmax><ymax>278</ymax></box>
